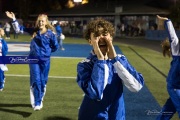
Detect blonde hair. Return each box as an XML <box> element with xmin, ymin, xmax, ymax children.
<box><xmin>36</xmin><ymin>14</ymin><xmax>55</xmax><ymax>32</ymax></box>
<box><xmin>32</xmin><ymin>14</ymin><xmax>56</xmax><ymax>38</ymax></box>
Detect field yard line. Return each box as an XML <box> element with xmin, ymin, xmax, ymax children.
<box><xmin>129</xmin><ymin>46</ymin><xmax>167</xmax><ymax>78</ymax></box>
<box><xmin>7</xmin><ymin>56</ymin><xmax>85</xmax><ymax>59</ymax></box>
<box><xmin>51</xmin><ymin>56</ymin><xmax>85</xmax><ymax>59</ymax></box>
<box><xmin>5</xmin><ymin>74</ymin><xmax>76</xmax><ymax>79</ymax></box>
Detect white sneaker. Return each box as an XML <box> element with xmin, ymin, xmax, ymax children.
<box><xmin>34</xmin><ymin>106</ymin><xmax>41</xmax><ymax>111</ymax></box>
<box><xmin>34</xmin><ymin>102</ymin><xmax>43</xmax><ymax>111</ymax></box>
<box><xmin>31</xmin><ymin>104</ymin><xmax>35</xmax><ymax>108</ymax></box>
<box><xmin>0</xmin><ymin>88</ymin><xmax>3</xmax><ymax>91</ymax></box>
<box><xmin>61</xmin><ymin>48</ymin><xmax>65</xmax><ymax>50</ymax></box>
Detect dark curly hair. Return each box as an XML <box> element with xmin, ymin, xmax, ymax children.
<box><xmin>161</xmin><ymin>38</ymin><xmax>171</xmax><ymax>57</ymax></box>
<box><xmin>83</xmin><ymin>18</ymin><xmax>115</xmax><ymax>40</ymax></box>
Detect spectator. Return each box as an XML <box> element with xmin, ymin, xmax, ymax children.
<box><xmin>53</xmin><ymin>21</ymin><xmax>65</xmax><ymax>50</ymax></box>
<box><xmin>55</xmin><ymin>21</ymin><xmax>65</xmax><ymax>50</ymax></box>
<box><xmin>3</xmin><ymin>22</ymin><xmax>11</xmax><ymax>39</ymax></box>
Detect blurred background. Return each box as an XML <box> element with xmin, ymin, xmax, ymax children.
<box><xmin>0</xmin><ymin>0</ymin><xmax>179</xmax><ymax>40</ymax></box>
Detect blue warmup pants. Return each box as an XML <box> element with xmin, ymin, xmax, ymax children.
<box><xmin>57</xmin><ymin>37</ymin><xmax>64</xmax><ymax>49</ymax></box>
<box><xmin>0</xmin><ymin>69</ymin><xmax>5</xmax><ymax>89</ymax></box>
<box><xmin>29</xmin><ymin>60</ymin><xmax>50</xmax><ymax>107</ymax></box>
<box><xmin>156</xmin><ymin>85</ymin><xmax>180</xmax><ymax>120</ymax></box>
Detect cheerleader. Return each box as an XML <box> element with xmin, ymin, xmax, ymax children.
<box><xmin>0</xmin><ymin>28</ymin><xmax>8</xmax><ymax>91</ymax></box>
<box><xmin>6</xmin><ymin>11</ymin><xmax>59</xmax><ymax>111</ymax></box>
<box><xmin>77</xmin><ymin>18</ymin><xmax>144</xmax><ymax>120</ymax></box>
<box><xmin>156</xmin><ymin>15</ymin><xmax>180</xmax><ymax>120</ymax></box>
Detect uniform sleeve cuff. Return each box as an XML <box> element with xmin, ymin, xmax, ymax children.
<box><xmin>12</xmin><ymin>18</ymin><xmax>16</xmax><ymax>21</ymax></box>
<box><xmin>110</xmin><ymin>56</ymin><xmax>118</xmax><ymax>64</ymax></box>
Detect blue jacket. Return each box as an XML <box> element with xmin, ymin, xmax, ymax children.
<box><xmin>29</xmin><ymin>30</ymin><xmax>59</xmax><ymax>60</ymax></box>
<box><xmin>164</xmin><ymin>20</ymin><xmax>180</xmax><ymax>89</ymax></box>
<box><xmin>77</xmin><ymin>51</ymin><xmax>144</xmax><ymax>120</ymax></box>
<box><xmin>12</xmin><ymin>19</ymin><xmax>59</xmax><ymax>60</ymax></box>
<box><xmin>0</xmin><ymin>38</ymin><xmax>8</xmax><ymax>56</ymax></box>
<box><xmin>55</xmin><ymin>25</ymin><xmax>62</xmax><ymax>37</ymax></box>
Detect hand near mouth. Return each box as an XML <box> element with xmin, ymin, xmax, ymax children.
<box><xmin>90</xmin><ymin>33</ymin><xmax>105</xmax><ymax>60</ymax></box>
<box><xmin>104</xmin><ymin>34</ymin><xmax>113</xmax><ymax>45</ymax></box>
<box><xmin>105</xmin><ymin>35</ymin><xmax>117</xmax><ymax>59</ymax></box>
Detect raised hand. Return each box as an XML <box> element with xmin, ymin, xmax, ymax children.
<box><xmin>157</xmin><ymin>15</ymin><xmax>168</xmax><ymax>21</ymax></box>
<box><xmin>5</xmin><ymin>11</ymin><xmax>16</xmax><ymax>19</ymax></box>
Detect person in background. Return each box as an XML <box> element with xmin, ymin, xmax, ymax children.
<box><xmin>76</xmin><ymin>18</ymin><xmax>144</xmax><ymax>120</ymax></box>
<box><xmin>19</xmin><ymin>24</ymin><xmax>24</xmax><ymax>34</ymax></box>
<box><xmin>5</xmin><ymin>11</ymin><xmax>59</xmax><ymax>111</ymax></box>
<box><xmin>156</xmin><ymin>15</ymin><xmax>180</xmax><ymax>120</ymax></box>
<box><xmin>52</xmin><ymin>21</ymin><xmax>65</xmax><ymax>50</ymax></box>
<box><xmin>3</xmin><ymin>22</ymin><xmax>11</xmax><ymax>39</ymax></box>
<box><xmin>13</xmin><ymin>28</ymin><xmax>18</xmax><ymax>39</ymax></box>
<box><xmin>0</xmin><ymin>28</ymin><xmax>8</xmax><ymax>91</ymax></box>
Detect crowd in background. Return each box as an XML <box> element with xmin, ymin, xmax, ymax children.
<box><xmin>0</xmin><ymin>19</ymin><xmax>162</xmax><ymax>39</ymax></box>
<box><xmin>0</xmin><ymin>21</ymin><xmax>24</xmax><ymax>39</ymax></box>
<box><xmin>1</xmin><ymin>15</ymin><xmax>180</xmax><ymax>39</ymax></box>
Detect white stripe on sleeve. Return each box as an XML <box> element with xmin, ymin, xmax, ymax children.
<box><xmin>100</xmin><ymin>64</ymin><xmax>109</xmax><ymax>99</ymax></box>
<box><xmin>113</xmin><ymin>61</ymin><xmax>142</xmax><ymax>92</ymax></box>
<box><xmin>12</xmin><ymin>21</ymin><xmax>20</xmax><ymax>33</ymax></box>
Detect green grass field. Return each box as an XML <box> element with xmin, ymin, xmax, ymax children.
<box><xmin>0</xmin><ymin>34</ymin><xmax>179</xmax><ymax>120</ymax></box>
<box><xmin>1</xmin><ymin>58</ymin><xmax>83</xmax><ymax>120</ymax></box>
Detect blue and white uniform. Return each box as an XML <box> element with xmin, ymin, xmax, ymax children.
<box><xmin>156</xmin><ymin>20</ymin><xmax>180</xmax><ymax>119</ymax></box>
<box><xmin>12</xmin><ymin>20</ymin><xmax>59</xmax><ymax>108</ymax></box>
<box><xmin>0</xmin><ymin>38</ymin><xmax>8</xmax><ymax>90</ymax></box>
<box><xmin>77</xmin><ymin>51</ymin><xmax>144</xmax><ymax>120</ymax></box>
<box><xmin>29</xmin><ymin>30</ymin><xmax>58</xmax><ymax>107</ymax></box>
<box><xmin>55</xmin><ymin>24</ymin><xmax>64</xmax><ymax>49</ymax></box>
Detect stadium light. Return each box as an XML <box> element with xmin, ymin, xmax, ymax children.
<box><xmin>73</xmin><ymin>0</ymin><xmax>82</xmax><ymax>2</ymax></box>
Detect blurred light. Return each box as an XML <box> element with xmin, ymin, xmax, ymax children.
<box><xmin>82</xmin><ymin>0</ymin><xmax>88</xmax><ymax>4</ymax></box>
<box><xmin>66</xmin><ymin>0</ymin><xmax>89</xmax><ymax>8</ymax></box>
<box><xmin>74</xmin><ymin>0</ymin><xmax>82</xmax><ymax>2</ymax></box>
<box><xmin>66</xmin><ymin>0</ymin><xmax>75</xmax><ymax>8</ymax></box>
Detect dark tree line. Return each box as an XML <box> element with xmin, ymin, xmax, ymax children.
<box><xmin>168</xmin><ymin>1</ymin><xmax>180</xmax><ymax>24</ymax></box>
<box><xmin>2</xmin><ymin>0</ymin><xmax>68</xmax><ymax>20</ymax></box>
<box><xmin>2</xmin><ymin>0</ymin><xmax>179</xmax><ymax>21</ymax></box>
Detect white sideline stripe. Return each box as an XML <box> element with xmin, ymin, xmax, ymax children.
<box><xmin>51</xmin><ymin>56</ymin><xmax>85</xmax><ymax>59</ymax></box>
<box><xmin>8</xmin><ymin>44</ymin><xmax>30</xmax><ymax>52</ymax></box>
<box><xmin>7</xmin><ymin>55</ymin><xmax>85</xmax><ymax>59</ymax></box>
<box><xmin>5</xmin><ymin>74</ymin><xmax>76</xmax><ymax>79</ymax></box>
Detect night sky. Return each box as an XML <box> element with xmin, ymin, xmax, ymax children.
<box><xmin>1</xmin><ymin>0</ymin><xmax>174</xmax><ymax>12</ymax></box>
<box><xmin>0</xmin><ymin>0</ymin><xmax>175</xmax><ymax>18</ymax></box>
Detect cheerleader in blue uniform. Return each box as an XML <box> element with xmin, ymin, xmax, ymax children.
<box><xmin>52</xmin><ymin>21</ymin><xmax>65</xmax><ymax>50</ymax></box>
<box><xmin>76</xmin><ymin>18</ymin><xmax>144</xmax><ymax>120</ymax></box>
<box><xmin>156</xmin><ymin>15</ymin><xmax>180</xmax><ymax>120</ymax></box>
<box><xmin>0</xmin><ymin>28</ymin><xmax>8</xmax><ymax>91</ymax></box>
<box><xmin>6</xmin><ymin>11</ymin><xmax>59</xmax><ymax>111</ymax></box>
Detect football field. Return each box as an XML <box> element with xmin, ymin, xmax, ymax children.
<box><xmin>0</xmin><ymin>37</ymin><xmax>179</xmax><ymax>120</ymax></box>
